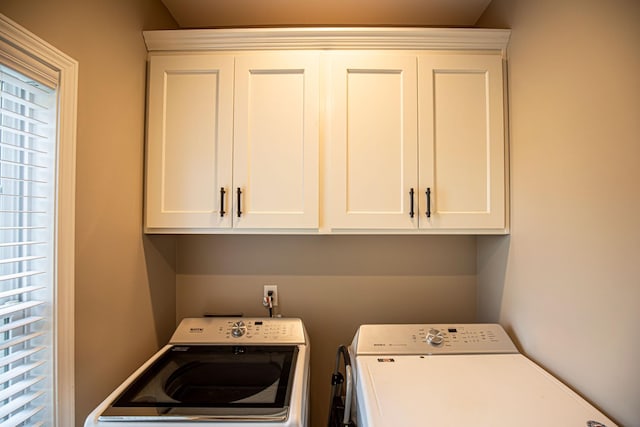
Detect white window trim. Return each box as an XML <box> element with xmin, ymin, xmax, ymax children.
<box><xmin>0</xmin><ymin>13</ymin><xmax>78</xmax><ymax>427</ymax></box>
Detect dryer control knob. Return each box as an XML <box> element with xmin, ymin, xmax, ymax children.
<box><xmin>426</xmin><ymin>328</ymin><xmax>444</xmax><ymax>346</ymax></box>
<box><xmin>231</xmin><ymin>321</ymin><xmax>246</xmax><ymax>337</ymax></box>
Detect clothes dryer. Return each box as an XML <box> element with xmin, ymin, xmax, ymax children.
<box><xmin>344</xmin><ymin>324</ymin><xmax>615</xmax><ymax>427</ymax></box>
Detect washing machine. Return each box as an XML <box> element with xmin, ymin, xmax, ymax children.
<box><xmin>85</xmin><ymin>317</ymin><xmax>309</xmax><ymax>427</ymax></box>
<box><xmin>341</xmin><ymin>323</ymin><xmax>616</xmax><ymax>427</ymax></box>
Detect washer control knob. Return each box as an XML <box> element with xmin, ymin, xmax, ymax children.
<box><xmin>426</xmin><ymin>328</ymin><xmax>444</xmax><ymax>346</ymax></box>
<box><xmin>231</xmin><ymin>321</ymin><xmax>246</xmax><ymax>338</ymax></box>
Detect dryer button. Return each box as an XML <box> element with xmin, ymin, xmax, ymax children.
<box><xmin>426</xmin><ymin>328</ymin><xmax>444</xmax><ymax>346</ymax></box>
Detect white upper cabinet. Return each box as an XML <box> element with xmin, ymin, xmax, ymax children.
<box><xmin>328</xmin><ymin>53</ymin><xmax>418</xmax><ymax>230</ymax></box>
<box><xmin>145</xmin><ymin>54</ymin><xmax>234</xmax><ymax>230</ymax></box>
<box><xmin>418</xmin><ymin>54</ymin><xmax>506</xmax><ymax>231</ymax></box>
<box><xmin>143</xmin><ymin>28</ymin><xmax>510</xmax><ymax>234</ymax></box>
<box><xmin>145</xmin><ymin>52</ymin><xmax>320</xmax><ymax>232</ymax></box>
<box><xmin>328</xmin><ymin>52</ymin><xmax>506</xmax><ymax>232</ymax></box>
<box><xmin>233</xmin><ymin>53</ymin><xmax>320</xmax><ymax>229</ymax></box>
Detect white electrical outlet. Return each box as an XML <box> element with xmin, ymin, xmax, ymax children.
<box><xmin>263</xmin><ymin>284</ymin><xmax>279</xmax><ymax>306</ymax></box>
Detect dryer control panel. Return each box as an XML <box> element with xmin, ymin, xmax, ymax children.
<box><xmin>170</xmin><ymin>317</ymin><xmax>307</xmax><ymax>345</ymax></box>
<box><xmin>353</xmin><ymin>323</ymin><xmax>518</xmax><ymax>355</ymax></box>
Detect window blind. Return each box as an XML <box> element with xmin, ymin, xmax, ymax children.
<box><xmin>0</xmin><ymin>63</ymin><xmax>56</xmax><ymax>426</ymax></box>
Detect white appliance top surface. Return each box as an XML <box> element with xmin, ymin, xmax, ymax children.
<box><xmin>353</xmin><ymin>324</ymin><xmax>616</xmax><ymax>427</ymax></box>
<box><xmin>356</xmin><ymin>353</ymin><xmax>616</xmax><ymax>427</ymax></box>
<box><xmin>170</xmin><ymin>317</ymin><xmax>307</xmax><ymax>345</ymax></box>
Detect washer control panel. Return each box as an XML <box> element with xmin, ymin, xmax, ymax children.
<box><xmin>354</xmin><ymin>323</ymin><xmax>518</xmax><ymax>355</ymax></box>
<box><xmin>170</xmin><ymin>317</ymin><xmax>306</xmax><ymax>345</ymax></box>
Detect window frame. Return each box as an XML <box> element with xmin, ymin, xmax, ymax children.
<box><xmin>0</xmin><ymin>13</ymin><xmax>77</xmax><ymax>426</ymax></box>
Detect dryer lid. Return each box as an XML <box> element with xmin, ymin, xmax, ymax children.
<box><xmin>355</xmin><ymin>353</ymin><xmax>616</xmax><ymax>427</ymax></box>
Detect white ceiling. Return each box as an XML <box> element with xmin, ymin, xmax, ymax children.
<box><xmin>160</xmin><ymin>0</ymin><xmax>492</xmax><ymax>28</ymax></box>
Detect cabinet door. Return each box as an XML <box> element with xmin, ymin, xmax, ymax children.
<box><xmin>418</xmin><ymin>54</ymin><xmax>506</xmax><ymax>230</ymax></box>
<box><xmin>328</xmin><ymin>53</ymin><xmax>418</xmax><ymax>229</ymax></box>
<box><xmin>233</xmin><ymin>53</ymin><xmax>320</xmax><ymax>229</ymax></box>
<box><xmin>145</xmin><ymin>54</ymin><xmax>234</xmax><ymax>230</ymax></box>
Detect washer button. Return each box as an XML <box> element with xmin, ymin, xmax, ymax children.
<box><xmin>231</xmin><ymin>321</ymin><xmax>246</xmax><ymax>337</ymax></box>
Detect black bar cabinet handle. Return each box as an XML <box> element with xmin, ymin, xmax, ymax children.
<box><xmin>220</xmin><ymin>187</ymin><xmax>226</xmax><ymax>217</ymax></box>
<box><xmin>409</xmin><ymin>188</ymin><xmax>415</xmax><ymax>218</ymax></box>
<box><xmin>236</xmin><ymin>187</ymin><xmax>242</xmax><ymax>217</ymax></box>
<box><xmin>426</xmin><ymin>187</ymin><xmax>431</xmax><ymax>218</ymax></box>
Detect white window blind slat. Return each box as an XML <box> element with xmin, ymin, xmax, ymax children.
<box><xmin>0</xmin><ymin>331</ymin><xmax>46</xmax><ymax>352</ymax></box>
<box><xmin>0</xmin><ymin>376</ymin><xmax>45</xmax><ymax>402</ymax></box>
<box><xmin>0</xmin><ymin>391</ymin><xmax>45</xmax><ymax>419</ymax></box>
<box><xmin>0</xmin><ymin>95</ymin><xmax>50</xmax><ymax>120</ymax></box>
<box><xmin>0</xmin><ymin>156</ymin><xmax>48</xmax><ymax>170</ymax></box>
<box><xmin>0</xmin><ymin>271</ymin><xmax>44</xmax><ymax>283</ymax></box>
<box><xmin>0</xmin><ymin>240</ymin><xmax>46</xmax><ymax>248</ymax></box>
<box><xmin>0</xmin><ymin>316</ymin><xmax>43</xmax><ymax>334</ymax></box>
<box><xmin>0</xmin><ymin>284</ymin><xmax>46</xmax><ymax>298</ymax></box>
<box><xmin>0</xmin><ymin>300</ymin><xmax>45</xmax><ymax>319</ymax></box>
<box><xmin>0</xmin><ymin>255</ymin><xmax>44</xmax><ymax>265</ymax></box>
<box><xmin>0</xmin><ymin>118</ymin><xmax>48</xmax><ymax>138</ymax></box>
<box><xmin>0</xmin><ymin>405</ymin><xmax>45</xmax><ymax>427</ymax></box>
<box><xmin>0</xmin><ymin>227</ymin><xmax>46</xmax><ymax>232</ymax></box>
<box><xmin>0</xmin><ymin>175</ymin><xmax>47</xmax><ymax>189</ymax></box>
<box><xmin>0</xmin><ymin>141</ymin><xmax>47</xmax><ymax>155</ymax></box>
<box><xmin>0</xmin><ymin>130</ymin><xmax>47</xmax><ymax>151</ymax></box>
<box><xmin>0</xmin><ymin>220</ymin><xmax>47</xmax><ymax>228</ymax></box>
<box><xmin>0</xmin><ymin>346</ymin><xmax>45</xmax><ymax>369</ymax></box>
<box><xmin>0</xmin><ymin>124</ymin><xmax>49</xmax><ymax>148</ymax></box>
<box><xmin>0</xmin><ymin>97</ymin><xmax>50</xmax><ymax>119</ymax></box>
<box><xmin>0</xmin><ymin>360</ymin><xmax>46</xmax><ymax>385</ymax></box>
<box><xmin>0</xmin><ymin>210</ymin><xmax>47</xmax><ymax>215</ymax></box>
<box><xmin>0</xmin><ymin>197</ymin><xmax>47</xmax><ymax>204</ymax></box>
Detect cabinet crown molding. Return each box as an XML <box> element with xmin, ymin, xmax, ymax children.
<box><xmin>143</xmin><ymin>27</ymin><xmax>510</xmax><ymax>54</ymax></box>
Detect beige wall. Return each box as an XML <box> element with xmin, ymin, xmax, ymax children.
<box><xmin>0</xmin><ymin>1</ymin><xmax>178</xmax><ymax>425</ymax></box>
<box><xmin>160</xmin><ymin>0</ymin><xmax>488</xmax><ymax>27</ymax></box>
<box><xmin>176</xmin><ymin>234</ymin><xmax>477</xmax><ymax>426</ymax></box>
<box><xmin>477</xmin><ymin>1</ymin><xmax>640</xmax><ymax>425</ymax></box>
